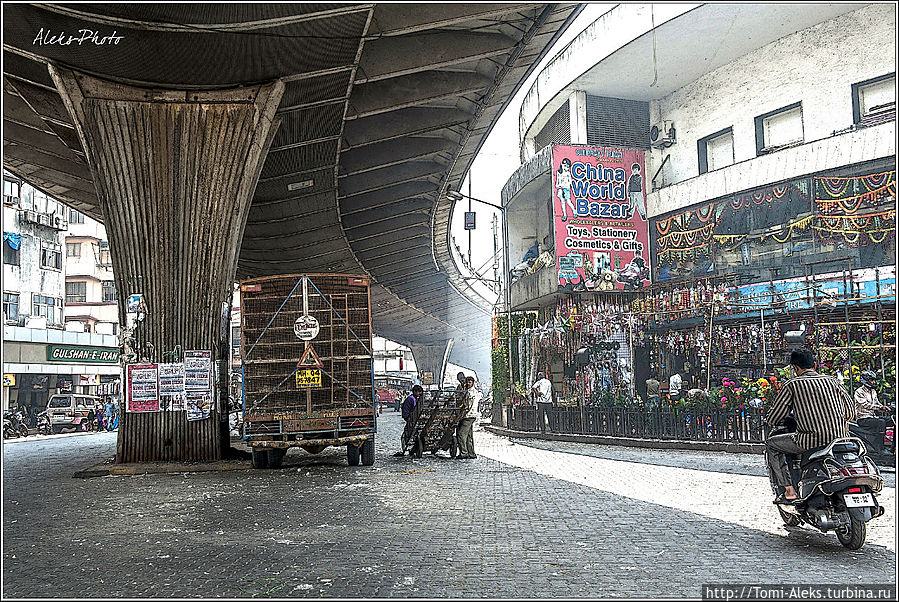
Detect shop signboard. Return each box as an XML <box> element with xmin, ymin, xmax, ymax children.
<box><xmin>126</xmin><ymin>363</ymin><xmax>159</xmax><ymax>412</ymax></box>
<box><xmin>552</xmin><ymin>145</ymin><xmax>650</xmax><ymax>291</ymax></box>
<box><xmin>729</xmin><ymin>266</ymin><xmax>896</xmax><ymax>318</ymax></box>
<box><xmin>46</xmin><ymin>345</ymin><xmax>119</xmax><ymax>363</ymax></box>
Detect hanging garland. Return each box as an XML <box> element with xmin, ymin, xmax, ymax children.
<box><xmin>761</xmin><ymin>214</ymin><xmax>816</xmax><ymax>243</ymax></box>
<box><xmin>814</xmin><ymin>182</ymin><xmax>896</xmax><ymax>214</ymax></box>
<box><xmin>731</xmin><ymin>180</ymin><xmax>809</xmax><ymax>211</ymax></box>
<box><xmin>656</xmin><ymin>222</ymin><xmax>715</xmax><ymax>245</ymax></box>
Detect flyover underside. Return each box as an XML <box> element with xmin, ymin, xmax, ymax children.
<box><xmin>3</xmin><ymin>3</ymin><xmax>582</xmax><ymax>386</ymax></box>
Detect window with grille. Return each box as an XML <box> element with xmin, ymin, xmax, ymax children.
<box><xmin>533</xmin><ymin>101</ymin><xmax>570</xmax><ymax>154</ymax></box>
<box><xmin>755</xmin><ymin>103</ymin><xmax>803</xmax><ymax>155</ymax></box>
<box><xmin>102</xmin><ymin>280</ymin><xmax>117</xmax><ymax>302</ymax></box>
<box><xmin>40</xmin><ymin>241</ymin><xmax>62</xmax><ymax>270</ymax></box>
<box><xmin>66</xmin><ymin>281</ymin><xmax>87</xmax><ymax>303</ymax></box>
<box><xmin>585</xmin><ymin>95</ymin><xmax>650</xmax><ymax>149</ymax></box>
<box><xmin>3</xmin><ymin>292</ymin><xmax>19</xmax><ymax>322</ymax></box>
<box><xmin>68</xmin><ymin>208</ymin><xmax>85</xmax><ymax>224</ymax></box>
<box><xmin>33</xmin><ymin>294</ymin><xmax>60</xmax><ymax>323</ymax></box>
<box><xmin>66</xmin><ymin>242</ymin><xmax>81</xmax><ymax>258</ymax></box>
<box><xmin>698</xmin><ymin>127</ymin><xmax>735</xmax><ymax>174</ymax></box>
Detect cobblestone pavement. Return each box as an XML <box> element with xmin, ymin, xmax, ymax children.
<box><xmin>2</xmin><ymin>411</ymin><xmax>895</xmax><ymax>598</ymax></box>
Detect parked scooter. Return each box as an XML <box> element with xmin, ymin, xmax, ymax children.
<box><xmin>769</xmin><ymin>418</ymin><xmax>885</xmax><ymax>549</ymax></box>
<box><xmin>36</xmin><ymin>410</ymin><xmax>53</xmax><ymax>436</ymax></box>
<box><xmin>3</xmin><ymin>411</ymin><xmax>29</xmax><ymax>439</ymax></box>
<box><xmin>849</xmin><ymin>405</ymin><xmax>896</xmax><ymax>468</ymax></box>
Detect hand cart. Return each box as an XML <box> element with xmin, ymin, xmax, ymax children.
<box><xmin>401</xmin><ymin>390</ymin><xmax>466</xmax><ymax>458</ymax></box>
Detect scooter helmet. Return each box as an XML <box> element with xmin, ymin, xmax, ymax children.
<box><xmin>860</xmin><ymin>371</ymin><xmax>878</xmax><ymax>388</ymax></box>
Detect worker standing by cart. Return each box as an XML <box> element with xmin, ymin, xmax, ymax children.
<box><xmin>457</xmin><ymin>376</ymin><xmax>481</xmax><ymax>459</ymax></box>
<box><xmin>396</xmin><ymin>385</ymin><xmax>424</xmax><ymax>456</ymax></box>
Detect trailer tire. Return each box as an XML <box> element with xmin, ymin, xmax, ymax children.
<box><xmin>251</xmin><ymin>448</ymin><xmax>269</xmax><ymax>469</ymax></box>
<box><xmin>361</xmin><ymin>436</ymin><xmax>375</xmax><ymax>466</ymax></box>
<box><xmin>347</xmin><ymin>443</ymin><xmax>361</xmax><ymax>466</ymax></box>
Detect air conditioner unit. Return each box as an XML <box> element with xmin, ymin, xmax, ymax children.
<box><xmin>52</xmin><ymin>214</ymin><xmax>68</xmax><ymax>230</ymax></box>
<box><xmin>650</xmin><ymin>120</ymin><xmax>676</xmax><ymax>148</ymax></box>
<box><xmin>20</xmin><ymin>209</ymin><xmax>38</xmax><ymax>224</ymax></box>
<box><xmin>38</xmin><ymin>212</ymin><xmax>51</xmax><ymax>226</ymax></box>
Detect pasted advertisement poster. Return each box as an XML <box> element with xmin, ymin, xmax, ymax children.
<box><xmin>186</xmin><ymin>391</ymin><xmax>212</xmax><ymax>422</ymax></box>
<box><xmin>158</xmin><ymin>363</ymin><xmax>186</xmax><ymax>412</ymax></box>
<box><xmin>127</xmin><ymin>363</ymin><xmax>159</xmax><ymax>412</ymax></box>
<box><xmin>552</xmin><ymin>145</ymin><xmax>651</xmax><ymax>291</ymax></box>
<box><xmin>184</xmin><ymin>350</ymin><xmax>212</xmax><ymax>421</ymax></box>
<box><xmin>184</xmin><ymin>350</ymin><xmax>212</xmax><ymax>391</ymax></box>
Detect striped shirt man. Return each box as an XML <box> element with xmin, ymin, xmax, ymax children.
<box><xmin>766</xmin><ymin>370</ymin><xmax>855</xmax><ymax>449</ymax></box>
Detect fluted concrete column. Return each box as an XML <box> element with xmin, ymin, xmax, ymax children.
<box><xmin>409</xmin><ymin>339</ymin><xmax>454</xmax><ymax>388</ymax></box>
<box><xmin>51</xmin><ymin>67</ymin><xmax>283</xmax><ymax>462</ymax></box>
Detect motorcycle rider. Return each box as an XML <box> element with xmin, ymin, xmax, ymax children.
<box><xmin>854</xmin><ymin>370</ymin><xmax>889</xmax><ymax>431</ymax></box>
<box><xmin>764</xmin><ymin>348</ymin><xmax>855</xmax><ymax>504</ymax></box>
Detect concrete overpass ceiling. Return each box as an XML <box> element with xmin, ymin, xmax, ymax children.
<box><xmin>2</xmin><ymin>2</ymin><xmax>583</xmax><ymax>375</ymax></box>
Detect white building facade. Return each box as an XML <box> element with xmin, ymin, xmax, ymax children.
<box><xmin>3</xmin><ymin>172</ymin><xmax>121</xmax><ymax>412</ymax></box>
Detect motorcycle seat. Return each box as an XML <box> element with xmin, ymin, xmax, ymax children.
<box><xmin>802</xmin><ymin>439</ymin><xmax>861</xmax><ymax>463</ymax></box>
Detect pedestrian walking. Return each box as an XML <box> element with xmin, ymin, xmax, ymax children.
<box><xmin>531</xmin><ymin>371</ymin><xmax>554</xmax><ymax>434</ymax></box>
<box><xmin>456</xmin><ymin>376</ymin><xmax>480</xmax><ymax>459</ymax></box>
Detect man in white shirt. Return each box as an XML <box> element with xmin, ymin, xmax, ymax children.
<box><xmin>531</xmin><ymin>371</ymin><xmax>554</xmax><ymax>434</ymax></box>
<box><xmin>668</xmin><ymin>372</ymin><xmax>682</xmax><ymax>403</ymax></box>
<box><xmin>456</xmin><ymin>376</ymin><xmax>481</xmax><ymax>459</ymax></box>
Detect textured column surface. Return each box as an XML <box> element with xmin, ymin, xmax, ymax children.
<box><xmin>51</xmin><ymin>67</ymin><xmax>283</xmax><ymax>462</ymax></box>
<box><xmin>409</xmin><ymin>340</ymin><xmax>455</xmax><ymax>388</ymax></box>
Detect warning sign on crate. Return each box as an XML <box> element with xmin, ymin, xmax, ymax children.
<box><xmin>295</xmin><ymin>368</ymin><xmax>322</xmax><ymax>388</ymax></box>
<box><xmin>297</xmin><ymin>345</ymin><xmax>323</xmax><ymax>368</ymax></box>
<box><xmin>293</xmin><ymin>315</ymin><xmax>320</xmax><ymax>341</ymax></box>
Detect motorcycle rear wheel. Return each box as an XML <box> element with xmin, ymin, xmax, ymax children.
<box><xmin>17</xmin><ymin>424</ymin><xmax>28</xmax><ymax>437</ymax></box>
<box><xmin>778</xmin><ymin>506</ymin><xmax>801</xmax><ymax>527</ymax></box>
<box><xmin>837</xmin><ymin>516</ymin><xmax>866</xmax><ymax>550</ymax></box>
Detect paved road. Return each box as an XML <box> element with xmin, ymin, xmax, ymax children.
<box><xmin>2</xmin><ymin>412</ymin><xmax>895</xmax><ymax>598</ymax></box>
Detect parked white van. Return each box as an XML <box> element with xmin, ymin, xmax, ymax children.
<box><xmin>45</xmin><ymin>394</ymin><xmax>101</xmax><ymax>434</ymax></box>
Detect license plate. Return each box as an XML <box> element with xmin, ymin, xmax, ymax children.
<box><xmin>843</xmin><ymin>493</ymin><xmax>875</xmax><ymax>508</ymax></box>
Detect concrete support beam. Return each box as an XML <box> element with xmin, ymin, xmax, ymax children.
<box><xmin>50</xmin><ymin>67</ymin><xmax>283</xmax><ymax>463</ymax></box>
<box><xmin>342</xmin><ymin>107</ymin><xmax>470</xmax><ymax>148</ymax></box>
<box><xmin>346</xmin><ymin>71</ymin><xmax>491</xmax><ymax>120</ymax></box>
<box><xmin>409</xmin><ymin>340</ymin><xmax>455</xmax><ymax>388</ymax></box>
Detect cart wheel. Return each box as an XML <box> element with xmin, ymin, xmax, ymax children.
<box><xmin>361</xmin><ymin>436</ymin><xmax>375</xmax><ymax>466</ymax></box>
<box><xmin>251</xmin><ymin>448</ymin><xmax>269</xmax><ymax>469</ymax></box>
<box><xmin>347</xmin><ymin>443</ymin><xmax>361</xmax><ymax>466</ymax></box>
<box><xmin>450</xmin><ymin>435</ymin><xmax>458</xmax><ymax>459</ymax></box>
<box><xmin>267</xmin><ymin>448</ymin><xmax>285</xmax><ymax>469</ymax></box>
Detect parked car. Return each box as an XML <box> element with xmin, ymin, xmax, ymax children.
<box><xmin>45</xmin><ymin>394</ymin><xmax>101</xmax><ymax>434</ymax></box>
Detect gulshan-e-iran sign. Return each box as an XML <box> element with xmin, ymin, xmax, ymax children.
<box><xmin>552</xmin><ymin>145</ymin><xmax>651</xmax><ymax>291</ymax></box>
<box><xmin>47</xmin><ymin>345</ymin><xmax>120</xmax><ymax>363</ymax></box>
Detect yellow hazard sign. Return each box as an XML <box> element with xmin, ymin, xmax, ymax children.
<box><xmin>296</xmin><ymin>368</ymin><xmax>322</xmax><ymax>388</ymax></box>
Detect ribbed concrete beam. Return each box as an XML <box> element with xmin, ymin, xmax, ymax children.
<box><xmin>339</xmin><ymin>181</ymin><xmax>438</xmax><ymax>213</ymax></box>
<box><xmin>337</xmin><ymin>161</ymin><xmax>443</xmax><ymax>197</ymax></box>
<box><xmin>357</xmin><ymin>32</ymin><xmax>514</xmax><ymax>83</ymax></box>
<box><xmin>342</xmin><ymin>107</ymin><xmax>470</xmax><ymax>148</ymax></box>
<box><xmin>339</xmin><ymin>137</ymin><xmax>453</xmax><ymax>176</ymax></box>
<box><xmin>346</xmin><ymin>71</ymin><xmax>491</xmax><ymax>119</ymax></box>
<box><xmin>50</xmin><ymin>67</ymin><xmax>283</xmax><ymax>463</ymax></box>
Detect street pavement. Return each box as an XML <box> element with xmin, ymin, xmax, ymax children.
<box><xmin>2</xmin><ymin>410</ymin><xmax>895</xmax><ymax>598</ymax></box>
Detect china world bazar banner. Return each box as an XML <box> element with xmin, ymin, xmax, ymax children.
<box><xmin>552</xmin><ymin>145</ymin><xmax>650</xmax><ymax>291</ymax></box>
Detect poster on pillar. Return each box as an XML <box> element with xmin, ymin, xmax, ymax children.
<box><xmin>552</xmin><ymin>145</ymin><xmax>651</xmax><ymax>292</ymax></box>
<box><xmin>126</xmin><ymin>363</ymin><xmax>159</xmax><ymax>412</ymax></box>
<box><xmin>158</xmin><ymin>363</ymin><xmax>186</xmax><ymax>412</ymax></box>
<box><xmin>184</xmin><ymin>350</ymin><xmax>212</xmax><ymax>421</ymax></box>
